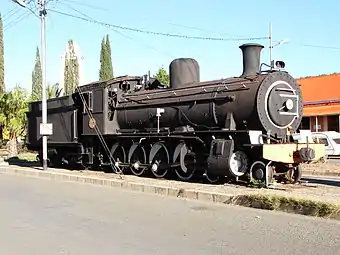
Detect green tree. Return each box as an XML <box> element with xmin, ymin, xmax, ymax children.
<box><xmin>105</xmin><ymin>34</ymin><xmax>114</xmax><ymax>79</ymax></box>
<box><xmin>64</xmin><ymin>39</ymin><xmax>79</xmax><ymax>95</ymax></box>
<box><xmin>31</xmin><ymin>47</ymin><xmax>42</xmax><ymax>101</ymax></box>
<box><xmin>46</xmin><ymin>82</ymin><xmax>61</xmax><ymax>99</ymax></box>
<box><xmin>154</xmin><ymin>67</ymin><xmax>170</xmax><ymax>86</ymax></box>
<box><xmin>0</xmin><ymin>86</ymin><xmax>29</xmax><ymax>156</ymax></box>
<box><xmin>99</xmin><ymin>34</ymin><xmax>114</xmax><ymax>81</ymax></box>
<box><xmin>0</xmin><ymin>13</ymin><xmax>5</xmax><ymax>93</ymax></box>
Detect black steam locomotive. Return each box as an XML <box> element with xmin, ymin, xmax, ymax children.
<box><xmin>26</xmin><ymin>43</ymin><xmax>325</xmax><ymax>185</ymax></box>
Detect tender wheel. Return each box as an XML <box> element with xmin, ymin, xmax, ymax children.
<box><xmin>228</xmin><ymin>151</ymin><xmax>249</xmax><ymax>177</ymax></box>
<box><xmin>286</xmin><ymin>165</ymin><xmax>303</xmax><ymax>184</ymax></box>
<box><xmin>129</xmin><ymin>144</ymin><xmax>148</xmax><ymax>176</ymax></box>
<box><xmin>149</xmin><ymin>142</ymin><xmax>170</xmax><ymax>178</ymax></box>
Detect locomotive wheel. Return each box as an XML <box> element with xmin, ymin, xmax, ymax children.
<box><xmin>286</xmin><ymin>165</ymin><xmax>303</xmax><ymax>184</ymax></box>
<box><xmin>204</xmin><ymin>170</ymin><xmax>221</xmax><ymax>184</ymax></box>
<box><xmin>228</xmin><ymin>151</ymin><xmax>249</xmax><ymax>177</ymax></box>
<box><xmin>110</xmin><ymin>143</ymin><xmax>126</xmax><ymax>174</ymax></box>
<box><xmin>174</xmin><ymin>161</ymin><xmax>196</xmax><ymax>181</ymax></box>
<box><xmin>149</xmin><ymin>142</ymin><xmax>170</xmax><ymax>178</ymax></box>
<box><xmin>173</xmin><ymin>142</ymin><xmax>196</xmax><ymax>181</ymax></box>
<box><xmin>174</xmin><ymin>154</ymin><xmax>196</xmax><ymax>181</ymax></box>
<box><xmin>129</xmin><ymin>144</ymin><xmax>148</xmax><ymax>176</ymax></box>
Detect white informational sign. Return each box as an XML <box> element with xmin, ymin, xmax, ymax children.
<box><xmin>40</xmin><ymin>123</ymin><xmax>53</xmax><ymax>136</ymax></box>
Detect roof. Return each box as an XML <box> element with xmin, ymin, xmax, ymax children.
<box><xmin>303</xmin><ymin>103</ymin><xmax>340</xmax><ymax>116</ymax></box>
<box><xmin>297</xmin><ymin>73</ymin><xmax>340</xmax><ymax>102</ymax></box>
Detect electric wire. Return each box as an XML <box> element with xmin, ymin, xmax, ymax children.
<box><xmin>59</xmin><ymin>0</ymin><xmax>258</xmax><ymax>40</ymax></box>
<box><xmin>4</xmin><ymin>10</ymin><xmax>34</xmax><ymax>30</ymax></box>
<box><xmin>57</xmin><ymin>0</ymin><xmax>109</xmax><ymax>12</ymax></box>
<box><xmin>5</xmin><ymin>0</ymin><xmax>340</xmax><ymax>50</ymax></box>
<box><xmin>48</xmin><ymin>5</ymin><xmax>340</xmax><ymax>50</ymax></box>
<box><xmin>3</xmin><ymin>0</ymin><xmax>45</xmax><ymax>31</ymax></box>
<box><xmin>57</xmin><ymin>1</ymin><xmax>176</xmax><ymax>58</ymax></box>
<box><xmin>47</xmin><ymin>9</ymin><xmax>269</xmax><ymax>42</ymax></box>
<box><xmin>2</xmin><ymin>5</ymin><xmax>18</xmax><ymax>20</ymax></box>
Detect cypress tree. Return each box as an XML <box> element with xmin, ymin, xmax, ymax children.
<box><xmin>31</xmin><ymin>47</ymin><xmax>42</xmax><ymax>101</ymax></box>
<box><xmin>64</xmin><ymin>40</ymin><xmax>79</xmax><ymax>95</ymax></box>
<box><xmin>105</xmin><ymin>34</ymin><xmax>114</xmax><ymax>79</ymax></box>
<box><xmin>99</xmin><ymin>34</ymin><xmax>114</xmax><ymax>81</ymax></box>
<box><xmin>0</xmin><ymin>13</ymin><xmax>4</xmax><ymax>93</ymax></box>
<box><xmin>99</xmin><ymin>37</ymin><xmax>106</xmax><ymax>81</ymax></box>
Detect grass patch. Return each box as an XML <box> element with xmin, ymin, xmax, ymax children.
<box><xmin>16</xmin><ymin>154</ymin><xmax>37</xmax><ymax>162</ymax></box>
<box><xmin>231</xmin><ymin>194</ymin><xmax>340</xmax><ymax>220</ymax></box>
<box><xmin>3</xmin><ymin>154</ymin><xmax>39</xmax><ymax>167</ymax></box>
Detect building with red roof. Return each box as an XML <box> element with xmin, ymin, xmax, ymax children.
<box><xmin>298</xmin><ymin>73</ymin><xmax>340</xmax><ymax>132</ymax></box>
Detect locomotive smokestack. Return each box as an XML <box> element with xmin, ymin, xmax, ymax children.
<box><xmin>239</xmin><ymin>43</ymin><xmax>264</xmax><ymax>77</ymax></box>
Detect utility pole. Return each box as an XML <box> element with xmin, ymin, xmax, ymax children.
<box><xmin>268</xmin><ymin>22</ymin><xmax>289</xmax><ymax>70</ymax></box>
<box><xmin>40</xmin><ymin>0</ymin><xmax>48</xmax><ymax>171</ymax></box>
<box><xmin>13</xmin><ymin>0</ymin><xmax>51</xmax><ymax>171</ymax></box>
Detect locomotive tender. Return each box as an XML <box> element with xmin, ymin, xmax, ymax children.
<box><xmin>26</xmin><ymin>43</ymin><xmax>325</xmax><ymax>185</ymax></box>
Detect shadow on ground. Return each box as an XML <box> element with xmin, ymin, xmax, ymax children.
<box><xmin>5</xmin><ymin>156</ymin><xmax>40</xmax><ymax>167</ymax></box>
<box><xmin>302</xmin><ymin>177</ymin><xmax>340</xmax><ymax>188</ymax></box>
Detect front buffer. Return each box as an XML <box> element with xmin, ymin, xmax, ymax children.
<box><xmin>206</xmin><ymin>131</ymin><xmax>325</xmax><ymax>186</ymax></box>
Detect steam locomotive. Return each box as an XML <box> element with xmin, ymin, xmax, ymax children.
<box><xmin>26</xmin><ymin>43</ymin><xmax>325</xmax><ymax>185</ymax></box>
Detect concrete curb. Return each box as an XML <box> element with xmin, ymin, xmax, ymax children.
<box><xmin>0</xmin><ymin>166</ymin><xmax>233</xmax><ymax>204</ymax></box>
<box><xmin>0</xmin><ymin>166</ymin><xmax>339</xmax><ymax>220</ymax></box>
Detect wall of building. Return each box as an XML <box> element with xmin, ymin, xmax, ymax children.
<box><xmin>300</xmin><ymin>115</ymin><xmax>340</xmax><ymax>132</ymax></box>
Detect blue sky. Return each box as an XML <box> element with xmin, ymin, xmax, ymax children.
<box><xmin>1</xmin><ymin>0</ymin><xmax>340</xmax><ymax>93</ymax></box>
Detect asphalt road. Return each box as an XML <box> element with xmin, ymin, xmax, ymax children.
<box><xmin>0</xmin><ymin>174</ymin><xmax>339</xmax><ymax>255</ymax></box>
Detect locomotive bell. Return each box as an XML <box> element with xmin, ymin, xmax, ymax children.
<box><xmin>239</xmin><ymin>43</ymin><xmax>264</xmax><ymax>77</ymax></box>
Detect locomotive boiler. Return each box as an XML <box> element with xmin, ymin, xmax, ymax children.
<box><xmin>25</xmin><ymin>43</ymin><xmax>325</xmax><ymax>186</ymax></box>
<box><xmin>115</xmin><ymin>43</ymin><xmax>303</xmax><ymax>140</ymax></box>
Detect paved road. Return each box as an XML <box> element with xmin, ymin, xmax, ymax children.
<box><xmin>0</xmin><ymin>174</ymin><xmax>339</xmax><ymax>255</ymax></box>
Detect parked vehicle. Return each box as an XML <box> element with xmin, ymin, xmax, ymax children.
<box><xmin>310</xmin><ymin>131</ymin><xmax>340</xmax><ymax>156</ymax></box>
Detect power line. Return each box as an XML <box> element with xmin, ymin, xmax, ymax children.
<box><xmin>59</xmin><ymin>0</ymin><xmax>257</xmax><ymax>40</ymax></box>
<box><xmin>298</xmin><ymin>43</ymin><xmax>340</xmax><ymax>50</ymax></box>
<box><xmin>56</xmin><ymin>1</ymin><xmax>176</xmax><ymax>58</ymax></box>
<box><xmin>47</xmin><ymin>9</ymin><xmax>269</xmax><ymax>42</ymax></box>
<box><xmin>2</xmin><ymin>5</ymin><xmax>18</xmax><ymax>19</ymax></box>
<box><xmin>3</xmin><ymin>0</ymin><xmax>50</xmax><ymax>31</ymax></box>
<box><xmin>57</xmin><ymin>0</ymin><xmax>109</xmax><ymax>12</ymax></box>
<box><xmin>4</xmin><ymin>10</ymin><xmax>33</xmax><ymax>31</ymax></box>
